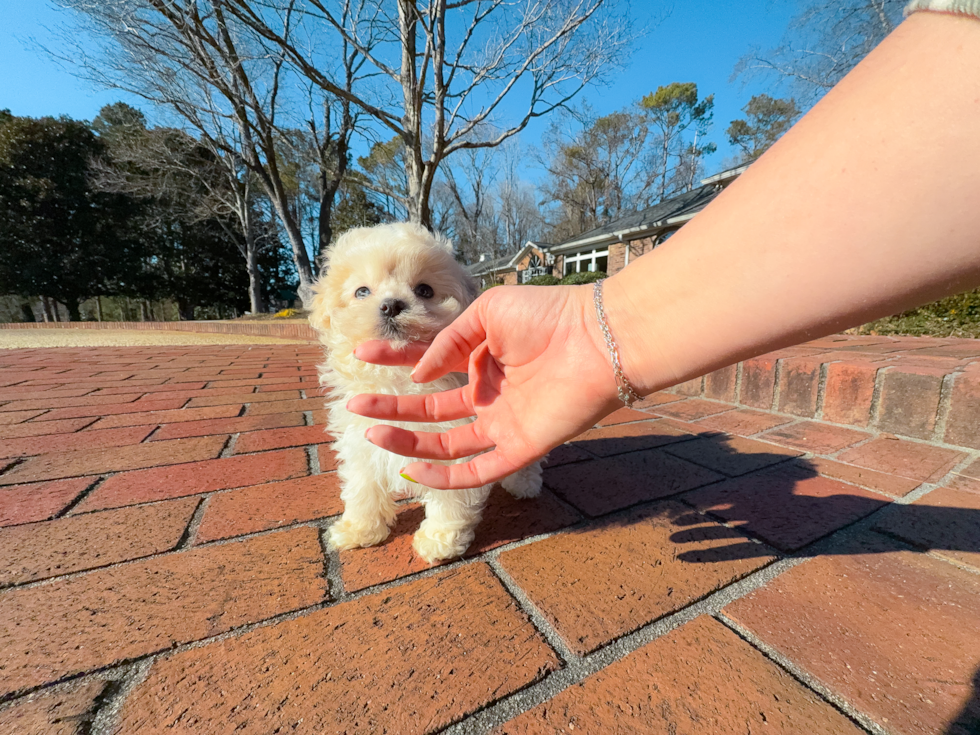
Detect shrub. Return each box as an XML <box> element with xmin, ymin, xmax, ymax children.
<box><xmin>560</xmin><ymin>270</ymin><xmax>607</xmax><ymax>286</ymax></box>
<box><xmin>524</xmin><ymin>274</ymin><xmax>560</xmax><ymax>286</ymax></box>
<box><xmin>857</xmin><ymin>287</ymin><xmax>980</xmax><ymax>338</ymax></box>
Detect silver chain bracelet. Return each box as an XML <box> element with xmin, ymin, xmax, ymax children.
<box><xmin>593</xmin><ymin>279</ymin><xmax>643</xmax><ymax>408</ymax></box>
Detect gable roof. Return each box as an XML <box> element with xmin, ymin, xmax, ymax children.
<box><xmin>550</xmin><ymin>164</ymin><xmax>749</xmax><ymax>253</ymax></box>
<box><xmin>464</xmin><ymin>241</ymin><xmax>552</xmax><ymax>277</ymax></box>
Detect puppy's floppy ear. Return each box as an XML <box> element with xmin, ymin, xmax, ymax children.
<box><xmin>306</xmin><ymin>280</ymin><xmax>332</xmax><ymax>333</ymax></box>
<box><xmin>461</xmin><ymin>272</ymin><xmax>479</xmax><ymax>305</ymax></box>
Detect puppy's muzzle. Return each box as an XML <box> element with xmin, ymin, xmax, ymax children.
<box><xmin>380</xmin><ymin>298</ymin><xmax>407</xmax><ymax>319</ymax></box>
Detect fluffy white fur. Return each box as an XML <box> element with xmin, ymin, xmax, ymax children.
<box><xmin>309</xmin><ymin>222</ymin><xmax>542</xmax><ymax>564</ymax></box>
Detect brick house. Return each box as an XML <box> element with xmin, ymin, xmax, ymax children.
<box><xmin>466</xmin><ymin>241</ymin><xmax>554</xmax><ymax>288</ymax></box>
<box><xmin>547</xmin><ymin>164</ymin><xmax>749</xmax><ymax>278</ymax></box>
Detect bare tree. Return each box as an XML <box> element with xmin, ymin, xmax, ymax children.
<box><xmin>733</xmin><ymin>0</ymin><xmax>905</xmax><ymax>107</ymax></box>
<box><xmin>52</xmin><ymin>0</ymin><xmax>369</xmax><ymax>292</ymax></box>
<box><xmin>223</xmin><ymin>0</ymin><xmax>633</xmax><ymax>228</ymax></box>
<box><xmin>92</xmin><ymin>104</ymin><xmax>270</xmax><ymax>313</ymax></box>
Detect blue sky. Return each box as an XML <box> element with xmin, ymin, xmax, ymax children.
<box><xmin>1</xmin><ymin>1</ymin><xmax>797</xmax><ymax>174</ymax></box>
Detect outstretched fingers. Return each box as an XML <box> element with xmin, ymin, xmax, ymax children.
<box><xmin>347</xmin><ymin>386</ymin><xmax>473</xmax><ymax>423</ymax></box>
<box><xmin>400</xmin><ymin>451</ymin><xmax>523</xmax><ymax>490</ymax></box>
<box><xmin>365</xmin><ymin>421</ymin><xmax>493</xmax><ymax>460</ymax></box>
<box><xmin>412</xmin><ymin>304</ymin><xmax>487</xmax><ymax>383</ymax></box>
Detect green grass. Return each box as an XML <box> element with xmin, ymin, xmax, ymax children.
<box><xmin>853</xmin><ymin>288</ymin><xmax>980</xmax><ymax>338</ymax></box>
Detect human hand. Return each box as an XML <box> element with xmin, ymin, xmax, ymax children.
<box><xmin>347</xmin><ymin>284</ymin><xmax>623</xmax><ymax>489</ymax></box>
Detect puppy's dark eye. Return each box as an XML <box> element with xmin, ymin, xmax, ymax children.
<box><xmin>414</xmin><ymin>283</ymin><xmax>434</xmax><ymax>299</ymax></box>
<box><xmin>355</xmin><ymin>287</ymin><xmax>371</xmax><ymax>299</ymax></box>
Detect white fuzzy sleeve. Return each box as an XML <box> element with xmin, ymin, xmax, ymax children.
<box><xmin>905</xmin><ymin>0</ymin><xmax>980</xmax><ymax>19</ymax></box>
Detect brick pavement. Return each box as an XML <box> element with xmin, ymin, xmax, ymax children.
<box><xmin>0</xmin><ymin>336</ymin><xmax>978</xmax><ymax>734</ymax></box>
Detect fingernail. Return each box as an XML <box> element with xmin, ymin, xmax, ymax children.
<box><xmin>400</xmin><ymin>472</ymin><xmax>418</xmax><ymax>484</ymax></box>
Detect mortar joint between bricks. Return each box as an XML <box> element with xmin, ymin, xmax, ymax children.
<box><xmin>88</xmin><ymin>659</ymin><xmax>154</xmax><ymax>735</ymax></box>
<box><xmin>176</xmin><ymin>496</ymin><xmax>209</xmax><ymax>549</ymax></box>
<box><xmin>865</xmin><ymin>364</ymin><xmax>890</xmax><ymax>430</ymax></box>
<box><xmin>315</xmin><ymin>523</ymin><xmax>347</xmax><ymax>602</ymax></box>
<box><xmin>486</xmin><ymin>555</ymin><xmax>578</xmax><ymax>666</ymax></box>
<box><xmin>219</xmin><ymin>433</ymin><xmax>239</xmax><ymax>458</ymax></box>
<box><xmin>733</xmin><ymin>360</ymin><xmax>744</xmax><ymax>406</ymax></box>
<box><xmin>306</xmin><ymin>445</ymin><xmax>322</xmax><ymax>475</ymax></box>
<box><xmin>814</xmin><ymin>361</ymin><xmax>830</xmax><ymax>420</ymax></box>
<box><xmin>932</xmin><ymin>371</ymin><xmax>957</xmax><ymax>444</ymax></box>
<box><xmin>770</xmin><ymin>359</ymin><xmax>784</xmax><ymax>412</ymax></box>
<box><xmin>714</xmin><ymin>613</ymin><xmax>887</xmax><ymax>735</ymax></box>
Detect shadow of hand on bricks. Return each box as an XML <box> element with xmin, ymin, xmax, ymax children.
<box><xmin>548</xmin><ymin>430</ymin><xmax>980</xmax><ymax>567</ymax></box>
<box><xmin>946</xmin><ymin>665</ymin><xmax>980</xmax><ymax>735</ymax></box>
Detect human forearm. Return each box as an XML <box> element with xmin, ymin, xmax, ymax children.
<box><xmin>603</xmin><ymin>11</ymin><xmax>980</xmax><ymax>394</ymax></box>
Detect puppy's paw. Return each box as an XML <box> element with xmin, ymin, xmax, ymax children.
<box><xmin>412</xmin><ymin>520</ymin><xmax>475</xmax><ymax>565</ymax></box>
<box><xmin>501</xmin><ymin>462</ymin><xmax>542</xmax><ymax>499</ymax></box>
<box><xmin>328</xmin><ymin>517</ymin><xmax>390</xmax><ymax>551</ymax></box>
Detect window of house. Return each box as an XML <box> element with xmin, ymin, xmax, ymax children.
<box><xmin>562</xmin><ymin>248</ymin><xmax>610</xmax><ymax>275</ymax></box>
<box><xmin>655</xmin><ymin>228</ymin><xmax>679</xmax><ymax>247</ymax></box>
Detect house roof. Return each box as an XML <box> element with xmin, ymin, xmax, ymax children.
<box><xmin>465</xmin><ymin>241</ymin><xmax>553</xmax><ymax>277</ymax></box>
<box><xmin>550</xmin><ymin>164</ymin><xmax>749</xmax><ymax>253</ymax></box>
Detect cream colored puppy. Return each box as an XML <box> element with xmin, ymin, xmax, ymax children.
<box><xmin>308</xmin><ymin>222</ymin><xmax>542</xmax><ymax>564</ymax></box>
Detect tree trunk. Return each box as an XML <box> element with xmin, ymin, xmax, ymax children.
<box><xmin>140</xmin><ymin>300</ymin><xmax>149</xmax><ymax>322</ymax></box>
<box><xmin>177</xmin><ymin>300</ymin><xmax>195</xmax><ymax>321</ymax></box>
<box><xmin>66</xmin><ymin>299</ymin><xmax>81</xmax><ymax>322</ymax></box>
<box><xmin>40</xmin><ymin>297</ymin><xmax>53</xmax><ymax>322</ymax></box>
<box><xmin>21</xmin><ymin>303</ymin><xmax>36</xmax><ymax>323</ymax></box>
<box><xmin>246</xmin><ymin>229</ymin><xmax>265</xmax><ymax>314</ymax></box>
<box><xmin>96</xmin><ymin>296</ymin><xmax>103</xmax><ymax>322</ymax></box>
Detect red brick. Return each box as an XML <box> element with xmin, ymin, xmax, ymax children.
<box><xmin>758</xmin><ymin>420</ymin><xmax>869</xmax><ymax>454</ymax></box>
<box><xmin>631</xmin><ymin>391</ymin><xmax>684</xmax><ymax>410</ymax></box>
<box><xmin>151</xmin><ymin>411</ymin><xmax>305</xmax><ymax>441</ymax></box>
<box><xmin>499</xmin><ymin>501</ymin><xmax>774</xmax><ymax>654</ymax></box>
<box><xmin>821</xmin><ymin>361</ymin><xmax>879</xmax><ymax>426</ymax></box>
<box><xmin>91</xmin><ymin>404</ymin><xmax>243</xmax><ymax>430</ymax></box>
<box><xmin>39</xmin><ymin>397</ymin><xmax>187</xmax><ymax>422</ymax></box>
<box><xmin>542</xmin><ymin>443</ymin><xmax>593</xmax><ymax>468</ymax></box>
<box><xmin>233</xmin><ymin>425</ymin><xmax>330</xmax><ymax>454</ymax></box>
<box><xmin>725</xmin><ymin>543</ymin><xmax>980</xmax><ymax>735</ymax></box>
<box><xmin>694</xmin><ymin>408</ymin><xmax>792</xmax><ymax>436</ymax></box>
<box><xmin>875</xmin><ymin>367</ymin><xmax>946</xmax><ymax>439</ymax></box>
<box><xmin>683</xmin><ymin>461</ymin><xmax>888</xmax><ymax>551</ymax></box>
<box><xmin>0</xmin><ymin>426</ymin><xmax>154</xmax><ymax>460</ymax></box>
<box><xmin>945</xmin><ymin>373</ymin><xmax>980</xmax><ymax>449</ymax></box>
<box><xmin>94</xmin><ymin>381</ymin><xmax>207</xmax><ymax>395</ymax></box>
<box><xmin>205</xmin><ymin>376</ymin><xmax>313</xmax><ymax>389</ymax></box>
<box><xmin>875</xmin><ymin>480</ymin><xmax>980</xmax><ymax>572</ymax></box>
<box><xmin>0</xmin><ymin>417</ymin><xmax>95</xmax><ymax>441</ymax></box>
<box><xmin>739</xmin><ymin>356</ymin><xmax>777</xmax><ymax>409</ymax></box>
<box><xmin>595</xmin><ymin>407</ymin><xmax>652</xmax><ymax>426</ymax></box>
<box><xmin>0</xmin><ymin>478</ymin><xmax>92</xmax><ymax>527</ymax></box>
<box><xmin>665</xmin><ymin>434</ymin><xmax>801</xmax><ymax>477</ymax></box>
<box><xmin>0</xmin><ymin>527</ymin><xmax>325</xmax><ymax>697</ymax></box>
<box><xmin>957</xmin><ymin>457</ymin><xmax>980</xmax><ymax>481</ymax></box>
<box><xmin>570</xmin><ymin>419</ymin><xmax>690</xmax><ymax>457</ymax></box>
<box><xmin>185</xmin><ymin>389</ymin><xmax>301</xmax><ymax>408</ymax></box>
<box><xmin>498</xmin><ymin>616</ymin><xmax>864</xmax><ymax>735</ymax></box>
<box><xmin>316</xmin><ymin>443</ymin><xmax>338</xmax><ymax>472</ymax></box>
<box><xmin>807</xmin><ymin>456</ymin><xmax>923</xmax><ymax>497</ymax></box>
<box><xmin>256</xmin><ymin>381</ymin><xmax>312</xmax><ymax>392</ymax></box>
<box><xmin>672</xmin><ymin>376</ymin><xmax>703</xmax><ymax>396</ymax></box>
<box><xmin>0</xmin><ymin>387</ymin><xmax>94</xmax><ymax>402</ymax></box>
<box><xmin>0</xmin><ymin>409</ymin><xmax>45</xmax><ymax>425</ymax></box>
<box><xmin>246</xmin><ymin>397</ymin><xmax>326</xmax><ymax>415</ymax></box>
<box><xmin>74</xmin><ymin>448</ymin><xmax>310</xmax><ymax>512</ymax></box>
<box><xmin>544</xmin><ymin>449</ymin><xmax>722</xmax><ymax>517</ymax></box>
<box><xmin>652</xmin><ymin>398</ymin><xmax>733</xmax><ymax>422</ymax></box>
<box><xmin>195</xmin><ymin>475</ymin><xmax>343</xmax><ymax>543</ymax></box>
<box><xmin>115</xmin><ymin>564</ymin><xmax>557</xmax><ymax>735</ymax></box>
<box><xmin>0</xmin><ymin>498</ymin><xmax>199</xmax><ymax>586</ymax></box>
<box><xmin>339</xmin><ymin>487</ymin><xmax>581</xmax><ymax>591</ymax></box>
<box><xmin>0</xmin><ymin>435</ymin><xmax>227</xmax><ymax>486</ymax></box>
<box><xmin>704</xmin><ymin>364</ymin><xmax>737</xmax><ymax>402</ymax></box>
<box><xmin>776</xmin><ymin>357</ymin><xmax>822</xmax><ymax>417</ymax></box>
<box><xmin>0</xmin><ymin>393</ymin><xmax>143</xmax><ymax>413</ymax></box>
<box><xmin>0</xmin><ymin>679</ymin><xmax>106</xmax><ymax>735</ymax></box>
<box><xmin>837</xmin><ymin>436</ymin><xmax>965</xmax><ymax>482</ymax></box>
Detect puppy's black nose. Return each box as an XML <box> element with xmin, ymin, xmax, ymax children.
<box><xmin>380</xmin><ymin>298</ymin><xmax>407</xmax><ymax>318</ymax></box>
